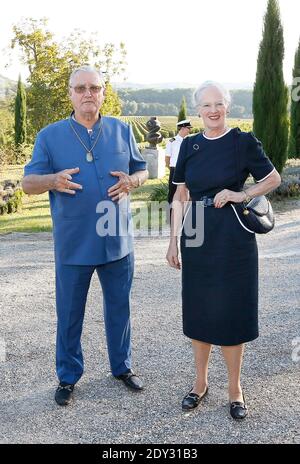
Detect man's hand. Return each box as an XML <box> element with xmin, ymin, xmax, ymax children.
<box><xmin>108</xmin><ymin>171</ymin><xmax>137</xmax><ymax>202</ymax></box>
<box><xmin>52</xmin><ymin>167</ymin><xmax>83</xmax><ymax>195</ymax></box>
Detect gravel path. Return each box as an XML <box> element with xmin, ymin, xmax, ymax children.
<box><xmin>0</xmin><ymin>204</ymin><xmax>299</xmax><ymax>444</ymax></box>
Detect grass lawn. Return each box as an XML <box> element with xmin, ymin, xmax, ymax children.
<box><xmin>0</xmin><ymin>165</ymin><xmax>169</xmax><ymax>234</ymax></box>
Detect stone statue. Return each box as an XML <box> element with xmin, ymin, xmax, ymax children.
<box><xmin>146</xmin><ymin>117</ymin><xmax>163</xmax><ymax>148</ymax></box>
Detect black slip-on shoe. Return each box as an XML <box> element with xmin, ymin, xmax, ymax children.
<box><xmin>55</xmin><ymin>382</ymin><xmax>74</xmax><ymax>406</ymax></box>
<box><xmin>115</xmin><ymin>370</ymin><xmax>144</xmax><ymax>391</ymax></box>
<box><xmin>182</xmin><ymin>386</ymin><xmax>209</xmax><ymax>411</ymax></box>
<box><xmin>230</xmin><ymin>393</ymin><xmax>248</xmax><ymax>419</ymax></box>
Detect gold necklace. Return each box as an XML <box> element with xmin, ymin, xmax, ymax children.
<box><xmin>68</xmin><ymin>118</ymin><xmax>103</xmax><ymax>162</ymax></box>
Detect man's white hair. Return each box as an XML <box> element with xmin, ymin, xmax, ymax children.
<box><xmin>193</xmin><ymin>81</ymin><xmax>231</xmax><ymax>109</ymax></box>
<box><xmin>69</xmin><ymin>65</ymin><xmax>106</xmax><ymax>87</ymax></box>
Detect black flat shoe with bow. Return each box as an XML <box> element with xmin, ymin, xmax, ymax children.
<box><xmin>230</xmin><ymin>392</ymin><xmax>248</xmax><ymax>419</ymax></box>
<box><xmin>182</xmin><ymin>386</ymin><xmax>208</xmax><ymax>411</ymax></box>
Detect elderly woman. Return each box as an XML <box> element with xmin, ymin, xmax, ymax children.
<box><xmin>166</xmin><ymin>81</ymin><xmax>281</xmax><ymax>419</ymax></box>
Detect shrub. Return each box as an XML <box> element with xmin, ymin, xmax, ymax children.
<box><xmin>160</xmin><ymin>129</ymin><xmax>169</xmax><ymax>139</ymax></box>
<box><xmin>149</xmin><ymin>181</ymin><xmax>168</xmax><ymax>202</ymax></box>
<box><xmin>0</xmin><ymin>143</ymin><xmax>33</xmax><ymax>165</ymax></box>
<box><xmin>0</xmin><ymin>180</ymin><xmax>24</xmax><ymax>215</ymax></box>
<box><xmin>269</xmin><ymin>174</ymin><xmax>300</xmax><ymax>199</ymax></box>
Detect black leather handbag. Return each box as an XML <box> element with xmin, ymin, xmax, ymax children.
<box><xmin>232</xmin><ymin>129</ymin><xmax>275</xmax><ymax>234</ymax></box>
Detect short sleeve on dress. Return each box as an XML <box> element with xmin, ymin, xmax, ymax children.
<box><xmin>246</xmin><ymin>132</ymin><xmax>275</xmax><ymax>182</ymax></box>
<box><xmin>24</xmin><ymin>131</ymin><xmax>54</xmax><ymax>176</ymax></box>
<box><xmin>172</xmin><ymin>138</ymin><xmax>187</xmax><ymax>185</ymax></box>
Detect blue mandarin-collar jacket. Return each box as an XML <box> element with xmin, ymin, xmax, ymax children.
<box><xmin>24</xmin><ymin>115</ymin><xmax>147</xmax><ymax>265</ymax></box>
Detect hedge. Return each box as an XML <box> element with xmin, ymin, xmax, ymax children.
<box><xmin>0</xmin><ymin>180</ymin><xmax>24</xmax><ymax>215</ymax></box>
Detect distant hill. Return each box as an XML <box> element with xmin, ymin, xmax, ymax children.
<box><xmin>113</xmin><ymin>82</ymin><xmax>196</xmax><ymax>90</ymax></box>
<box><xmin>113</xmin><ymin>81</ymin><xmax>254</xmax><ymax>90</ymax></box>
<box><xmin>0</xmin><ymin>75</ymin><xmax>17</xmax><ymax>98</ymax></box>
<box><xmin>118</xmin><ymin>88</ymin><xmax>253</xmax><ymax>118</ymax></box>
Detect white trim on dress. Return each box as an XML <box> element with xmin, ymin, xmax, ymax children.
<box><xmin>202</xmin><ymin>128</ymin><xmax>232</xmax><ymax>140</ymax></box>
<box><xmin>230</xmin><ymin>204</ymin><xmax>255</xmax><ymax>234</ymax></box>
<box><xmin>255</xmin><ymin>167</ymin><xmax>275</xmax><ymax>183</ymax></box>
<box><xmin>181</xmin><ymin>202</ymin><xmax>192</xmax><ymax>232</ymax></box>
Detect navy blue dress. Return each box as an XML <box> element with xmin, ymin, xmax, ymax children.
<box><xmin>173</xmin><ymin>128</ymin><xmax>275</xmax><ymax>346</ymax></box>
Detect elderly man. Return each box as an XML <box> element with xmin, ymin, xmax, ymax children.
<box><xmin>22</xmin><ymin>65</ymin><xmax>148</xmax><ymax>406</ymax></box>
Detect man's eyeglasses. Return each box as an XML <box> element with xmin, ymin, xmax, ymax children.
<box><xmin>70</xmin><ymin>85</ymin><xmax>103</xmax><ymax>94</ymax></box>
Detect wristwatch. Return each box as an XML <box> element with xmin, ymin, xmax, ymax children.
<box><xmin>243</xmin><ymin>189</ymin><xmax>251</xmax><ymax>203</ymax></box>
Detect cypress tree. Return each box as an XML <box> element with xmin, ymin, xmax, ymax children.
<box><xmin>178</xmin><ymin>96</ymin><xmax>187</xmax><ymax>122</ymax></box>
<box><xmin>14</xmin><ymin>75</ymin><xmax>27</xmax><ymax>146</ymax></box>
<box><xmin>101</xmin><ymin>82</ymin><xmax>122</xmax><ymax>116</ymax></box>
<box><xmin>253</xmin><ymin>0</ymin><xmax>289</xmax><ymax>173</ymax></box>
<box><xmin>288</xmin><ymin>38</ymin><xmax>300</xmax><ymax>159</ymax></box>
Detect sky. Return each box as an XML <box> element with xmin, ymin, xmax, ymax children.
<box><xmin>1</xmin><ymin>0</ymin><xmax>299</xmax><ymax>86</ymax></box>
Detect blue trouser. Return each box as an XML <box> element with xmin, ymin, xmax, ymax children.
<box><xmin>55</xmin><ymin>253</ymin><xmax>134</xmax><ymax>384</ymax></box>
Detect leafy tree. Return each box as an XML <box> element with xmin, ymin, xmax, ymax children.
<box><xmin>101</xmin><ymin>82</ymin><xmax>121</xmax><ymax>116</ymax></box>
<box><xmin>288</xmin><ymin>38</ymin><xmax>300</xmax><ymax>158</ymax></box>
<box><xmin>10</xmin><ymin>18</ymin><xmax>126</xmax><ymax>139</ymax></box>
<box><xmin>121</xmin><ymin>100</ymin><xmax>138</xmax><ymax>116</ymax></box>
<box><xmin>253</xmin><ymin>0</ymin><xmax>289</xmax><ymax>173</ymax></box>
<box><xmin>177</xmin><ymin>96</ymin><xmax>187</xmax><ymax>122</ymax></box>
<box><xmin>14</xmin><ymin>74</ymin><xmax>27</xmax><ymax>146</ymax></box>
<box><xmin>0</xmin><ymin>101</ymin><xmax>14</xmax><ymax>147</ymax></box>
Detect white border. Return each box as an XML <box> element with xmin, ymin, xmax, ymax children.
<box><xmin>181</xmin><ymin>202</ymin><xmax>192</xmax><ymax>232</ymax></box>
<box><xmin>256</xmin><ymin>167</ymin><xmax>275</xmax><ymax>183</ymax></box>
<box><xmin>230</xmin><ymin>204</ymin><xmax>255</xmax><ymax>234</ymax></box>
<box><xmin>202</xmin><ymin>128</ymin><xmax>232</xmax><ymax>140</ymax></box>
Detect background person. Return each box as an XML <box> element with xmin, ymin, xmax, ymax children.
<box><xmin>165</xmin><ymin>120</ymin><xmax>192</xmax><ymax>205</ymax></box>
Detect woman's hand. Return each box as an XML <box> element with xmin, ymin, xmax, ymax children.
<box><xmin>166</xmin><ymin>241</ymin><xmax>181</xmax><ymax>270</ymax></box>
<box><xmin>214</xmin><ymin>189</ymin><xmax>246</xmax><ymax>208</ymax></box>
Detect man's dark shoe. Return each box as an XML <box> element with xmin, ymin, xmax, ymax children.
<box><xmin>182</xmin><ymin>386</ymin><xmax>208</xmax><ymax>411</ymax></box>
<box><xmin>115</xmin><ymin>370</ymin><xmax>144</xmax><ymax>391</ymax></box>
<box><xmin>55</xmin><ymin>382</ymin><xmax>74</xmax><ymax>406</ymax></box>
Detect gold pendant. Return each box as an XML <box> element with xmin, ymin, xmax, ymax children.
<box><xmin>243</xmin><ymin>209</ymin><xmax>250</xmax><ymax>215</ymax></box>
<box><xmin>86</xmin><ymin>152</ymin><xmax>93</xmax><ymax>162</ymax></box>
